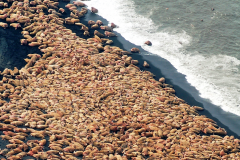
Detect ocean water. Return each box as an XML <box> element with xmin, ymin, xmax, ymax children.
<box><xmin>84</xmin><ymin>0</ymin><xmax>240</xmax><ymax>116</ymax></box>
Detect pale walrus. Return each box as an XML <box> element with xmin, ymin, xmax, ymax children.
<box><xmin>143</xmin><ymin>61</ymin><xmax>149</xmax><ymax>67</ymax></box>
<box><xmin>0</xmin><ymin>22</ymin><xmax>8</xmax><ymax>29</ymax></box>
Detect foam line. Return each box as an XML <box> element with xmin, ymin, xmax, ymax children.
<box><xmin>84</xmin><ymin>0</ymin><xmax>240</xmax><ymax>116</ymax></box>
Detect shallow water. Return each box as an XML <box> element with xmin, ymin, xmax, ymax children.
<box><xmin>84</xmin><ymin>0</ymin><xmax>240</xmax><ymax>116</ymax></box>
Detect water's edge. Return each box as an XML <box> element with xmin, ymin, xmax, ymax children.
<box><xmin>84</xmin><ymin>9</ymin><xmax>240</xmax><ymax>137</ymax></box>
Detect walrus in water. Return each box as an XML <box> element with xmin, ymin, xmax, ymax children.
<box><xmin>144</xmin><ymin>41</ymin><xmax>152</xmax><ymax>46</ymax></box>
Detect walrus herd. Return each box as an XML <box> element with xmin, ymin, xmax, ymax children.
<box><xmin>0</xmin><ymin>0</ymin><xmax>239</xmax><ymax>159</ymax></box>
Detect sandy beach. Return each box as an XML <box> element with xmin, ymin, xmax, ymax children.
<box><xmin>0</xmin><ymin>0</ymin><xmax>239</xmax><ymax>159</ymax></box>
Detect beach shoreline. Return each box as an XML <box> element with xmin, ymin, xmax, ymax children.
<box><xmin>0</xmin><ymin>0</ymin><xmax>239</xmax><ymax>159</ymax></box>
<box><xmin>82</xmin><ymin>9</ymin><xmax>240</xmax><ymax>137</ymax></box>
<box><xmin>0</xmin><ymin>2</ymin><xmax>239</xmax><ymax>137</ymax></box>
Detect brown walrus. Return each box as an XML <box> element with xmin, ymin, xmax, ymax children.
<box><xmin>83</xmin><ymin>31</ymin><xmax>90</xmax><ymax>36</ymax></box>
<box><xmin>121</xmin><ymin>51</ymin><xmax>132</xmax><ymax>55</ymax></box>
<box><xmin>131</xmin><ymin>47</ymin><xmax>140</xmax><ymax>53</ymax></box>
<box><xmin>94</xmin><ymin>30</ymin><xmax>104</xmax><ymax>38</ymax></box>
<box><xmin>20</xmin><ymin>39</ymin><xmax>28</xmax><ymax>45</ymax></box>
<box><xmin>10</xmin><ymin>23</ymin><xmax>21</xmax><ymax>30</ymax></box>
<box><xmin>91</xmin><ymin>24</ymin><xmax>99</xmax><ymax>29</ymax></box>
<box><xmin>96</xmin><ymin>20</ymin><xmax>103</xmax><ymax>26</ymax></box>
<box><xmin>144</xmin><ymin>41</ymin><xmax>152</xmax><ymax>46</ymax></box>
<box><xmin>111</xmin><ymin>22</ymin><xmax>117</xmax><ymax>28</ymax></box>
<box><xmin>73</xmin><ymin>1</ymin><xmax>86</xmax><ymax>7</ymax></box>
<box><xmin>81</xmin><ymin>25</ymin><xmax>89</xmax><ymax>31</ymax></box>
<box><xmin>106</xmin><ymin>40</ymin><xmax>113</xmax><ymax>45</ymax></box>
<box><xmin>88</xmin><ymin>20</ymin><xmax>95</xmax><ymax>26</ymax></box>
<box><xmin>100</xmin><ymin>26</ymin><xmax>113</xmax><ymax>32</ymax></box>
<box><xmin>91</xmin><ymin>7</ymin><xmax>98</xmax><ymax>13</ymax></box>
<box><xmin>105</xmin><ymin>31</ymin><xmax>117</xmax><ymax>37</ymax></box>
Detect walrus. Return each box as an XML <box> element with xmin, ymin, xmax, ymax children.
<box><xmin>94</xmin><ymin>30</ymin><xmax>104</xmax><ymax>38</ymax></box>
<box><xmin>73</xmin><ymin>1</ymin><xmax>86</xmax><ymax>7</ymax></box>
<box><xmin>65</xmin><ymin>19</ymin><xmax>75</xmax><ymax>25</ymax></box>
<box><xmin>96</xmin><ymin>20</ymin><xmax>103</xmax><ymax>26</ymax></box>
<box><xmin>21</xmin><ymin>31</ymin><xmax>29</xmax><ymax>35</ymax></box>
<box><xmin>75</xmin><ymin>23</ymin><xmax>84</xmax><ymax>26</ymax></box>
<box><xmin>70</xmin><ymin>12</ymin><xmax>78</xmax><ymax>19</ymax></box>
<box><xmin>83</xmin><ymin>31</ymin><xmax>90</xmax><ymax>36</ymax></box>
<box><xmin>17</xmin><ymin>18</ymin><xmax>30</xmax><ymax>23</ymax></box>
<box><xmin>88</xmin><ymin>20</ymin><xmax>95</xmax><ymax>25</ymax></box>
<box><xmin>69</xmin><ymin>6</ymin><xmax>77</xmax><ymax>11</ymax></box>
<box><xmin>105</xmin><ymin>31</ymin><xmax>117</xmax><ymax>37</ymax></box>
<box><xmin>20</xmin><ymin>39</ymin><xmax>28</xmax><ymax>45</ymax></box>
<box><xmin>159</xmin><ymin>77</ymin><xmax>165</xmax><ymax>83</ymax></box>
<box><xmin>131</xmin><ymin>47</ymin><xmax>140</xmax><ymax>53</ymax></box>
<box><xmin>65</xmin><ymin>4</ymin><xmax>75</xmax><ymax>9</ymax></box>
<box><xmin>0</xmin><ymin>22</ymin><xmax>8</xmax><ymax>29</ymax></box>
<box><xmin>81</xmin><ymin>25</ymin><xmax>89</xmax><ymax>31</ymax></box>
<box><xmin>121</xmin><ymin>51</ymin><xmax>132</xmax><ymax>55</ymax></box>
<box><xmin>100</xmin><ymin>26</ymin><xmax>113</xmax><ymax>32</ymax></box>
<box><xmin>131</xmin><ymin>60</ymin><xmax>138</xmax><ymax>65</ymax></box>
<box><xmin>111</xmin><ymin>23</ymin><xmax>117</xmax><ymax>28</ymax></box>
<box><xmin>143</xmin><ymin>61</ymin><xmax>149</xmax><ymax>67</ymax></box>
<box><xmin>91</xmin><ymin>7</ymin><xmax>98</xmax><ymax>13</ymax></box>
<box><xmin>106</xmin><ymin>40</ymin><xmax>113</xmax><ymax>45</ymax></box>
<box><xmin>144</xmin><ymin>41</ymin><xmax>152</xmax><ymax>46</ymax></box>
<box><xmin>3</xmin><ymin>2</ymin><xmax>7</xmax><ymax>7</ymax></box>
<box><xmin>81</xmin><ymin>7</ymin><xmax>88</xmax><ymax>14</ymax></box>
<box><xmin>59</xmin><ymin>8</ymin><xmax>65</xmax><ymax>13</ymax></box>
<box><xmin>28</xmin><ymin>42</ymin><xmax>41</xmax><ymax>46</ymax></box>
<box><xmin>10</xmin><ymin>23</ymin><xmax>21</xmax><ymax>30</ymax></box>
<box><xmin>30</xmin><ymin>1</ymin><xmax>36</xmax><ymax>5</ymax></box>
<box><xmin>91</xmin><ymin>24</ymin><xmax>99</xmax><ymax>29</ymax></box>
<box><xmin>6</xmin><ymin>17</ymin><xmax>15</xmax><ymax>23</ymax></box>
<box><xmin>0</xmin><ymin>14</ymin><xmax>7</xmax><ymax>19</ymax></box>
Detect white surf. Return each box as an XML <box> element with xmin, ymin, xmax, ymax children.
<box><xmin>83</xmin><ymin>0</ymin><xmax>240</xmax><ymax>116</ymax></box>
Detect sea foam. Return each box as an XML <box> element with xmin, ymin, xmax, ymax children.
<box><xmin>83</xmin><ymin>0</ymin><xmax>240</xmax><ymax>116</ymax></box>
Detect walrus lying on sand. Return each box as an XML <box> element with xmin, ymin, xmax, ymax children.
<box><xmin>131</xmin><ymin>47</ymin><xmax>140</xmax><ymax>53</ymax></box>
<box><xmin>105</xmin><ymin>31</ymin><xmax>117</xmax><ymax>37</ymax></box>
<box><xmin>91</xmin><ymin>7</ymin><xmax>98</xmax><ymax>13</ymax></box>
